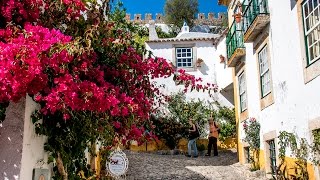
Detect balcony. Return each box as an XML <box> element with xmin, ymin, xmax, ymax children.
<box><xmin>226</xmin><ymin>20</ymin><xmax>245</xmax><ymax>67</ymax></box>
<box><xmin>242</xmin><ymin>0</ymin><xmax>270</xmax><ymax>42</ymax></box>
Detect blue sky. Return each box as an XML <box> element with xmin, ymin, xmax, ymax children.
<box><xmin>112</xmin><ymin>0</ymin><xmax>227</xmax><ymax>19</ymax></box>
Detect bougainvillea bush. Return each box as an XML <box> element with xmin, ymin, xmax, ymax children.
<box><xmin>0</xmin><ymin>0</ymin><xmax>217</xmax><ymax>178</ymax></box>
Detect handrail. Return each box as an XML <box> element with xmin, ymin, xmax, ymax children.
<box><xmin>226</xmin><ymin>20</ymin><xmax>245</xmax><ymax>59</ymax></box>
<box><xmin>242</xmin><ymin>0</ymin><xmax>269</xmax><ymax>34</ymax></box>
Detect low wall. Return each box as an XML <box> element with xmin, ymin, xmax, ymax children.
<box><xmin>129</xmin><ymin>137</ymin><xmax>237</xmax><ymax>152</ymax></box>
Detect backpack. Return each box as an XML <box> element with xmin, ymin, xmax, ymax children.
<box><xmin>214</xmin><ymin>122</ymin><xmax>220</xmax><ymax>134</ymax></box>
<box><xmin>194</xmin><ymin>124</ymin><xmax>200</xmax><ymax>138</ymax></box>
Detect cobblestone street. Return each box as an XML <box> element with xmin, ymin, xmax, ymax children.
<box><xmin>125</xmin><ymin>150</ymin><xmax>268</xmax><ymax>180</ymax></box>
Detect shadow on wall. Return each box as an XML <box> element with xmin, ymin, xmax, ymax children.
<box><xmin>198</xmin><ymin>62</ymin><xmax>209</xmax><ymax>75</ymax></box>
<box><xmin>0</xmin><ymin>99</ymin><xmax>25</xmax><ymax>180</ymax></box>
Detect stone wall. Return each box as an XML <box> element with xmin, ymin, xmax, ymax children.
<box><xmin>125</xmin><ymin>12</ymin><xmax>226</xmax><ymax>26</ymax></box>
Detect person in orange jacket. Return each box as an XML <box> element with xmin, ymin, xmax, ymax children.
<box><xmin>205</xmin><ymin>118</ymin><xmax>220</xmax><ymax>156</ymax></box>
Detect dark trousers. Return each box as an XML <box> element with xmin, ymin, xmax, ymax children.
<box><xmin>207</xmin><ymin>137</ymin><xmax>218</xmax><ymax>156</ymax></box>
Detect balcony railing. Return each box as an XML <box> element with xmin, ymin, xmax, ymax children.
<box><xmin>226</xmin><ymin>20</ymin><xmax>245</xmax><ymax>62</ymax></box>
<box><xmin>242</xmin><ymin>0</ymin><xmax>269</xmax><ymax>40</ymax></box>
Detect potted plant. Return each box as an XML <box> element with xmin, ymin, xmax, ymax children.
<box><xmin>196</xmin><ymin>58</ymin><xmax>204</xmax><ymax>67</ymax></box>
<box><xmin>219</xmin><ymin>55</ymin><xmax>225</xmax><ymax>63</ymax></box>
<box><xmin>233</xmin><ymin>13</ymin><xmax>242</xmax><ymax>23</ymax></box>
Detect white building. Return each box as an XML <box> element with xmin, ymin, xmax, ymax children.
<box><xmin>145</xmin><ymin>21</ymin><xmax>234</xmax><ymax>107</ymax></box>
<box><xmin>219</xmin><ymin>0</ymin><xmax>320</xmax><ymax>178</ymax></box>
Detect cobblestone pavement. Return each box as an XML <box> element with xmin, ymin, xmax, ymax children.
<box><xmin>125</xmin><ymin>150</ymin><xmax>268</xmax><ymax>180</ymax></box>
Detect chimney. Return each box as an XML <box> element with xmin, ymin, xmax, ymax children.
<box><xmin>148</xmin><ymin>20</ymin><xmax>158</xmax><ymax>41</ymax></box>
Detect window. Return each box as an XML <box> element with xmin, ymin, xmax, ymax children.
<box><xmin>267</xmin><ymin>139</ymin><xmax>277</xmax><ymax>175</ymax></box>
<box><xmin>176</xmin><ymin>47</ymin><xmax>193</xmax><ymax>68</ymax></box>
<box><xmin>258</xmin><ymin>45</ymin><xmax>271</xmax><ymax>97</ymax></box>
<box><xmin>238</xmin><ymin>72</ymin><xmax>247</xmax><ymax>112</ymax></box>
<box><xmin>302</xmin><ymin>0</ymin><xmax>320</xmax><ymax>65</ymax></box>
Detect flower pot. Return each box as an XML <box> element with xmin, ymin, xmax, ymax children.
<box><xmin>219</xmin><ymin>55</ymin><xmax>225</xmax><ymax>63</ymax></box>
<box><xmin>235</xmin><ymin>14</ymin><xmax>242</xmax><ymax>23</ymax></box>
<box><xmin>196</xmin><ymin>58</ymin><xmax>204</xmax><ymax>68</ymax></box>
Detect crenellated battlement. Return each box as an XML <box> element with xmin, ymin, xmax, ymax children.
<box><xmin>125</xmin><ymin>12</ymin><xmax>226</xmax><ymax>26</ymax></box>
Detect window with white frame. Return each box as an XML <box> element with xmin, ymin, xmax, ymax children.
<box><xmin>258</xmin><ymin>45</ymin><xmax>271</xmax><ymax>97</ymax></box>
<box><xmin>238</xmin><ymin>72</ymin><xmax>247</xmax><ymax>112</ymax></box>
<box><xmin>176</xmin><ymin>47</ymin><xmax>193</xmax><ymax>68</ymax></box>
<box><xmin>302</xmin><ymin>0</ymin><xmax>320</xmax><ymax>64</ymax></box>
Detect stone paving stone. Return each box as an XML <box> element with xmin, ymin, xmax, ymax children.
<box><xmin>125</xmin><ymin>150</ymin><xmax>268</xmax><ymax>180</ymax></box>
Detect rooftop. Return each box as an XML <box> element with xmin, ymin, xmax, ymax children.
<box><xmin>146</xmin><ymin>32</ymin><xmax>219</xmax><ymax>43</ymax></box>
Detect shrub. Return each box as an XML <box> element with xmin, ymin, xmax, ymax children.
<box><xmin>151</xmin><ymin>115</ymin><xmax>188</xmax><ymax>150</ymax></box>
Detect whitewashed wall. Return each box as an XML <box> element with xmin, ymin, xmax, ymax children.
<box><xmin>20</xmin><ymin>95</ymin><xmax>52</xmax><ymax>180</ymax></box>
<box><xmin>145</xmin><ymin>38</ymin><xmax>233</xmax><ymax>107</ymax></box>
<box><xmin>238</xmin><ymin>0</ymin><xmax>320</xmax><ymax>164</ymax></box>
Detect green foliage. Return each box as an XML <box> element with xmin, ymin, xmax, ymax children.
<box><xmin>133</xmin><ymin>26</ymin><xmax>178</xmax><ymax>47</ymax></box>
<box><xmin>156</xmin><ymin>26</ymin><xmax>178</xmax><ymax>38</ymax></box>
<box><xmin>278</xmin><ymin>131</ymin><xmax>298</xmax><ymax>160</ymax></box>
<box><xmin>243</xmin><ymin>118</ymin><xmax>260</xmax><ymax>150</ymax></box>
<box><xmin>164</xmin><ymin>0</ymin><xmax>199</xmax><ymax>27</ymax></box>
<box><xmin>0</xmin><ymin>102</ymin><xmax>9</xmax><ymax>123</ymax></box>
<box><xmin>166</xmin><ymin>92</ymin><xmax>236</xmax><ymax>139</ymax></box>
<box><xmin>243</xmin><ymin>118</ymin><xmax>260</xmax><ymax>170</ymax></box>
<box><xmin>311</xmin><ymin>129</ymin><xmax>320</xmax><ymax>165</ymax></box>
<box><xmin>166</xmin><ymin>92</ymin><xmax>211</xmax><ymax>136</ymax></box>
<box><xmin>216</xmin><ymin>106</ymin><xmax>236</xmax><ymax>141</ymax></box>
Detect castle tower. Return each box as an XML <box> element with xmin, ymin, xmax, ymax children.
<box><xmin>125</xmin><ymin>14</ymin><xmax>131</xmax><ymax>21</ymax></box>
<box><xmin>145</xmin><ymin>13</ymin><xmax>152</xmax><ymax>21</ymax></box>
<box><xmin>134</xmin><ymin>14</ymin><xmax>142</xmax><ymax>23</ymax></box>
<box><xmin>218</xmin><ymin>12</ymin><xmax>225</xmax><ymax>19</ymax></box>
<box><xmin>156</xmin><ymin>13</ymin><xmax>163</xmax><ymax>23</ymax></box>
<box><xmin>198</xmin><ymin>13</ymin><xmax>205</xmax><ymax>20</ymax></box>
<box><xmin>208</xmin><ymin>13</ymin><xmax>215</xmax><ymax>21</ymax></box>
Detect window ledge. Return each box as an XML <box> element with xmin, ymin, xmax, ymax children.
<box><xmin>240</xmin><ymin>109</ymin><xmax>249</xmax><ymax>122</ymax></box>
<box><xmin>304</xmin><ymin>59</ymin><xmax>320</xmax><ymax>84</ymax></box>
<box><xmin>177</xmin><ymin>67</ymin><xmax>197</xmax><ymax>72</ymax></box>
<box><xmin>260</xmin><ymin>92</ymin><xmax>274</xmax><ymax>110</ymax></box>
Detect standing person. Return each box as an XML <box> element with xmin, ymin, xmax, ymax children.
<box><xmin>206</xmin><ymin>118</ymin><xmax>220</xmax><ymax>156</ymax></box>
<box><xmin>186</xmin><ymin>118</ymin><xmax>199</xmax><ymax>158</ymax></box>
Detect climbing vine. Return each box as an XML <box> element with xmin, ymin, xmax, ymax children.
<box><xmin>311</xmin><ymin>129</ymin><xmax>320</xmax><ymax>165</ymax></box>
<box><xmin>275</xmin><ymin>131</ymin><xmax>311</xmax><ymax>179</ymax></box>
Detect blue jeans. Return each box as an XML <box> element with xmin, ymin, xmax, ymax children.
<box><xmin>188</xmin><ymin>138</ymin><xmax>198</xmax><ymax>156</ymax></box>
